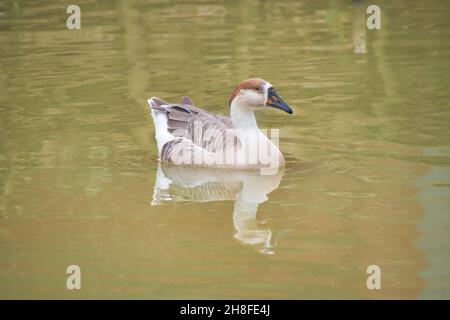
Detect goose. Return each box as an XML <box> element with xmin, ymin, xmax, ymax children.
<box><xmin>147</xmin><ymin>78</ymin><xmax>293</xmax><ymax>173</ymax></box>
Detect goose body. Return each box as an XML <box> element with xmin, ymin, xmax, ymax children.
<box><xmin>152</xmin><ymin>163</ymin><xmax>285</xmax><ymax>254</ymax></box>
<box><xmin>147</xmin><ymin>78</ymin><xmax>293</xmax><ymax>173</ymax></box>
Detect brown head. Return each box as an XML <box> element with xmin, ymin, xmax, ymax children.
<box><xmin>228</xmin><ymin>78</ymin><xmax>293</xmax><ymax>114</ymax></box>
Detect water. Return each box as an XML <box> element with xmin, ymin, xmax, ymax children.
<box><xmin>0</xmin><ymin>0</ymin><xmax>449</xmax><ymax>299</ymax></box>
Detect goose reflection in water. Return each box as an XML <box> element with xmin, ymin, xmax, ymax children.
<box><xmin>151</xmin><ymin>163</ymin><xmax>285</xmax><ymax>254</ymax></box>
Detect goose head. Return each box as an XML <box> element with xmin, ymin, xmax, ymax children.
<box><xmin>229</xmin><ymin>78</ymin><xmax>293</xmax><ymax>114</ymax></box>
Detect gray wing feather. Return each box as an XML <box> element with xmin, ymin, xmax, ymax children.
<box><xmin>148</xmin><ymin>97</ymin><xmax>241</xmax><ymax>163</ymax></box>
<box><xmin>181</xmin><ymin>96</ymin><xmax>195</xmax><ymax>105</ymax></box>
<box><xmin>159</xmin><ymin>104</ymin><xmax>238</xmax><ymax>153</ymax></box>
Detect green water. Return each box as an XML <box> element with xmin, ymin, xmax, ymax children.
<box><xmin>0</xmin><ymin>0</ymin><xmax>449</xmax><ymax>299</ymax></box>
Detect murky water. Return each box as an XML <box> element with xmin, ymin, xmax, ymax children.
<box><xmin>0</xmin><ymin>0</ymin><xmax>449</xmax><ymax>299</ymax></box>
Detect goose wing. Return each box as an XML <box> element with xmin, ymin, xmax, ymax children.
<box><xmin>158</xmin><ymin>103</ymin><xmax>237</xmax><ymax>153</ymax></box>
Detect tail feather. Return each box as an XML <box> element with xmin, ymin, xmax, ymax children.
<box><xmin>147</xmin><ymin>97</ymin><xmax>168</xmax><ymax>111</ymax></box>
<box><xmin>147</xmin><ymin>97</ymin><xmax>176</xmax><ymax>155</ymax></box>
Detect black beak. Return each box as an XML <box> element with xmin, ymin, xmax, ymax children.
<box><xmin>266</xmin><ymin>87</ymin><xmax>293</xmax><ymax>114</ymax></box>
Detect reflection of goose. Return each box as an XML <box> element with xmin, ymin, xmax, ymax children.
<box><xmin>147</xmin><ymin>78</ymin><xmax>293</xmax><ymax>172</ymax></box>
<box><xmin>151</xmin><ymin>163</ymin><xmax>285</xmax><ymax>254</ymax></box>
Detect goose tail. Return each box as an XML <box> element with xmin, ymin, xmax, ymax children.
<box><xmin>147</xmin><ymin>97</ymin><xmax>176</xmax><ymax>155</ymax></box>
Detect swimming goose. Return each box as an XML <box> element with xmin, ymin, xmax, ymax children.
<box><xmin>147</xmin><ymin>78</ymin><xmax>292</xmax><ymax>173</ymax></box>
